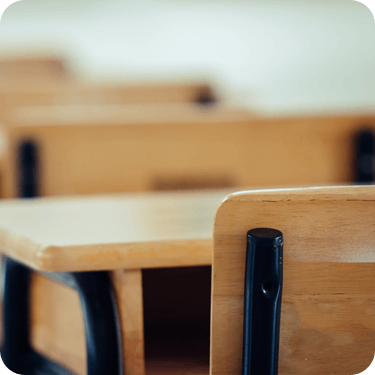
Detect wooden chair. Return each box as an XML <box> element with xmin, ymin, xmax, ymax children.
<box><xmin>211</xmin><ymin>185</ymin><xmax>375</xmax><ymax>375</ymax></box>
<box><xmin>0</xmin><ymin>188</ymin><xmax>234</xmax><ymax>375</ymax></box>
<box><xmin>0</xmin><ymin>107</ymin><xmax>373</xmax><ymax>199</ymax></box>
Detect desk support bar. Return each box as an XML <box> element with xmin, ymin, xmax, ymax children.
<box><xmin>2</xmin><ymin>258</ymin><xmax>122</xmax><ymax>375</ymax></box>
<box><xmin>242</xmin><ymin>228</ymin><xmax>283</xmax><ymax>375</ymax></box>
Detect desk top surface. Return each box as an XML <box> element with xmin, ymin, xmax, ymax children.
<box><xmin>0</xmin><ymin>189</ymin><xmax>234</xmax><ymax>272</ymax></box>
<box><xmin>6</xmin><ymin>103</ymin><xmax>254</xmax><ymax>127</ymax></box>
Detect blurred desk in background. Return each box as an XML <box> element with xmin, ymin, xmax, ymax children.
<box><xmin>0</xmin><ymin>56</ymin><xmax>70</xmax><ymax>84</ymax></box>
<box><xmin>0</xmin><ymin>104</ymin><xmax>251</xmax><ymax>197</ymax></box>
<box><xmin>0</xmin><ymin>81</ymin><xmax>216</xmax><ymax>114</ymax></box>
<box><xmin>0</xmin><ymin>106</ymin><xmax>373</xmax><ymax>198</ymax></box>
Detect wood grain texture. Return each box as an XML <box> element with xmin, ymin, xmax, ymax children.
<box><xmin>111</xmin><ymin>269</ymin><xmax>145</xmax><ymax>375</ymax></box>
<box><xmin>0</xmin><ymin>189</ymin><xmax>233</xmax><ymax>272</ymax></box>
<box><xmin>0</xmin><ymin>110</ymin><xmax>372</xmax><ymax>199</ymax></box>
<box><xmin>211</xmin><ymin>185</ymin><xmax>375</xmax><ymax>375</ymax></box>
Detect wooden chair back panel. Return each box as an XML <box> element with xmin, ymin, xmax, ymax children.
<box><xmin>211</xmin><ymin>186</ymin><xmax>375</xmax><ymax>375</ymax></box>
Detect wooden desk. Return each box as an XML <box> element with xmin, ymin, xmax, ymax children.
<box><xmin>0</xmin><ymin>56</ymin><xmax>69</xmax><ymax>84</ymax></box>
<box><xmin>0</xmin><ymin>107</ymin><xmax>373</xmax><ymax>198</ymax></box>
<box><xmin>0</xmin><ymin>104</ymin><xmax>252</xmax><ymax>198</ymax></box>
<box><xmin>0</xmin><ymin>189</ymin><xmax>233</xmax><ymax>375</ymax></box>
<box><xmin>0</xmin><ymin>82</ymin><xmax>216</xmax><ymax>115</ymax></box>
<box><xmin>0</xmin><ymin>190</ymin><xmax>223</xmax><ymax>272</ymax></box>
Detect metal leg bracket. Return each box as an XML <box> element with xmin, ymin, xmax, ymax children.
<box><xmin>1</xmin><ymin>257</ymin><xmax>122</xmax><ymax>375</ymax></box>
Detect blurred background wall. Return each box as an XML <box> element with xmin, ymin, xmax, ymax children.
<box><xmin>0</xmin><ymin>0</ymin><xmax>374</xmax><ymax>115</ymax></box>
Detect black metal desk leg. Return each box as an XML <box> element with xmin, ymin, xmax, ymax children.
<box><xmin>242</xmin><ymin>228</ymin><xmax>283</xmax><ymax>375</ymax></box>
<box><xmin>19</xmin><ymin>140</ymin><xmax>39</xmax><ymax>198</ymax></box>
<box><xmin>355</xmin><ymin>129</ymin><xmax>375</xmax><ymax>184</ymax></box>
<box><xmin>73</xmin><ymin>272</ymin><xmax>121</xmax><ymax>375</ymax></box>
<box><xmin>2</xmin><ymin>258</ymin><xmax>122</xmax><ymax>375</ymax></box>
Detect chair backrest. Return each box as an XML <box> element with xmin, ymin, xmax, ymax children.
<box><xmin>1</xmin><ymin>109</ymin><xmax>373</xmax><ymax>198</ymax></box>
<box><xmin>211</xmin><ymin>185</ymin><xmax>375</xmax><ymax>375</ymax></box>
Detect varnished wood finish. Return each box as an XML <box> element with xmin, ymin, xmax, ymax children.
<box><xmin>211</xmin><ymin>185</ymin><xmax>375</xmax><ymax>375</ymax></box>
<box><xmin>0</xmin><ymin>189</ymin><xmax>235</xmax><ymax>375</ymax></box>
<box><xmin>1</xmin><ymin>110</ymin><xmax>373</xmax><ymax>198</ymax></box>
<box><xmin>0</xmin><ymin>189</ymin><xmax>234</xmax><ymax>272</ymax></box>
<box><xmin>30</xmin><ymin>273</ymin><xmax>86</xmax><ymax>374</ymax></box>
<box><xmin>28</xmin><ymin>269</ymin><xmax>146</xmax><ymax>375</ymax></box>
<box><xmin>0</xmin><ymin>189</ymin><xmax>231</xmax><ymax>375</ymax></box>
<box><xmin>111</xmin><ymin>269</ymin><xmax>145</xmax><ymax>375</ymax></box>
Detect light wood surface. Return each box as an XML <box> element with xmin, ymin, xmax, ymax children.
<box><xmin>0</xmin><ymin>188</ymin><xmax>232</xmax><ymax>375</ymax></box>
<box><xmin>0</xmin><ymin>189</ymin><xmax>234</xmax><ymax>272</ymax></box>
<box><xmin>0</xmin><ymin>110</ymin><xmax>373</xmax><ymax>198</ymax></box>
<box><xmin>0</xmin><ymin>82</ymin><xmax>215</xmax><ymax>115</ymax></box>
<box><xmin>211</xmin><ymin>185</ymin><xmax>375</xmax><ymax>375</ymax></box>
<box><xmin>0</xmin><ymin>56</ymin><xmax>69</xmax><ymax>84</ymax></box>
<box><xmin>30</xmin><ymin>272</ymin><xmax>86</xmax><ymax>374</ymax></box>
<box><xmin>29</xmin><ymin>270</ymin><xmax>146</xmax><ymax>375</ymax></box>
<box><xmin>111</xmin><ymin>269</ymin><xmax>145</xmax><ymax>375</ymax></box>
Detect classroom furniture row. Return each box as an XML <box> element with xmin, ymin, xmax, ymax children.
<box><xmin>0</xmin><ymin>106</ymin><xmax>374</xmax><ymax>199</ymax></box>
<box><xmin>0</xmin><ymin>55</ymin><xmax>217</xmax><ymax>109</ymax></box>
<box><xmin>0</xmin><ymin>82</ymin><xmax>216</xmax><ymax>116</ymax></box>
<box><xmin>0</xmin><ymin>185</ymin><xmax>374</xmax><ymax>375</ymax></box>
<box><xmin>0</xmin><ymin>55</ymin><xmax>219</xmax><ymax>163</ymax></box>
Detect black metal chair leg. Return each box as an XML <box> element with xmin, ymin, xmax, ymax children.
<box><xmin>2</xmin><ymin>257</ymin><xmax>122</xmax><ymax>375</ymax></box>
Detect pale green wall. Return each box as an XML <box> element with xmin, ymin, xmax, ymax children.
<box><xmin>0</xmin><ymin>0</ymin><xmax>374</xmax><ymax>115</ymax></box>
